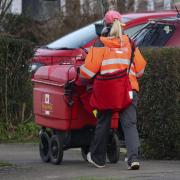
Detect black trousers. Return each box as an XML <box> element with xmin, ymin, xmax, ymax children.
<box><xmin>90</xmin><ymin>91</ymin><xmax>140</xmax><ymax>166</ymax></box>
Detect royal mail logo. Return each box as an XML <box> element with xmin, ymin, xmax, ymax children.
<box><xmin>42</xmin><ymin>93</ymin><xmax>53</xmax><ymax>115</ymax></box>
<box><xmin>45</xmin><ymin>94</ymin><xmax>50</xmax><ymax>104</ymax></box>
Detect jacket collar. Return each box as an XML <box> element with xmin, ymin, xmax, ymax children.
<box><xmin>100</xmin><ymin>37</ymin><xmax>121</xmax><ymax>48</ymax></box>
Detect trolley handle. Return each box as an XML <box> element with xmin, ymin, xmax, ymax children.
<box><xmin>32</xmin><ymin>79</ymin><xmax>76</xmax><ymax>87</ymax></box>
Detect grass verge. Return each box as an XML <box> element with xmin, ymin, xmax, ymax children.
<box><xmin>0</xmin><ymin>121</ymin><xmax>39</xmax><ymax>143</ymax></box>
<box><xmin>76</xmin><ymin>177</ymin><xmax>129</xmax><ymax>180</ymax></box>
<box><xmin>0</xmin><ymin>161</ymin><xmax>13</xmax><ymax>167</ymax></box>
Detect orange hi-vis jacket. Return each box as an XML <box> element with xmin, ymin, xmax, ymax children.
<box><xmin>80</xmin><ymin>35</ymin><xmax>147</xmax><ymax>92</ymax></box>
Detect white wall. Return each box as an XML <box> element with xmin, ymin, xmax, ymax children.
<box><xmin>11</xmin><ymin>0</ymin><xmax>22</xmax><ymax>14</ymax></box>
<box><xmin>60</xmin><ymin>0</ymin><xmax>66</xmax><ymax>15</ymax></box>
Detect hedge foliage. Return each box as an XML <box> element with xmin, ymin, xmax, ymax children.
<box><xmin>0</xmin><ymin>36</ymin><xmax>35</xmax><ymax>125</ymax></box>
<box><xmin>1</xmin><ymin>13</ymin><xmax>100</xmax><ymax>45</ymax></box>
<box><xmin>138</xmin><ymin>47</ymin><xmax>180</xmax><ymax>159</ymax></box>
<box><xmin>2</xmin><ymin>14</ymin><xmax>40</xmax><ymax>43</ymax></box>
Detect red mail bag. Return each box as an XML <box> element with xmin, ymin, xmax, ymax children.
<box><xmin>90</xmin><ymin>69</ymin><xmax>133</xmax><ymax>111</ymax></box>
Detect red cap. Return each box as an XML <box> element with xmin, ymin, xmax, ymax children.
<box><xmin>104</xmin><ymin>10</ymin><xmax>122</xmax><ymax>25</ymax></box>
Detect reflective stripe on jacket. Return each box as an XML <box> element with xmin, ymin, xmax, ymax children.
<box><xmin>80</xmin><ymin>35</ymin><xmax>147</xmax><ymax>92</ymax></box>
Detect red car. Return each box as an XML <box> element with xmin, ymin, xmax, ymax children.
<box><xmin>30</xmin><ymin>10</ymin><xmax>177</xmax><ymax>73</ymax></box>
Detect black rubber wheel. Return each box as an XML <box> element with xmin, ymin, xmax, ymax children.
<box><xmin>107</xmin><ymin>133</ymin><xmax>120</xmax><ymax>163</ymax></box>
<box><xmin>81</xmin><ymin>146</ymin><xmax>89</xmax><ymax>161</ymax></box>
<box><xmin>39</xmin><ymin>131</ymin><xmax>50</xmax><ymax>162</ymax></box>
<box><xmin>50</xmin><ymin>135</ymin><xmax>63</xmax><ymax>165</ymax></box>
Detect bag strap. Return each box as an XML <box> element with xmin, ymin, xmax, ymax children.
<box><xmin>127</xmin><ymin>37</ymin><xmax>135</xmax><ymax>75</ymax></box>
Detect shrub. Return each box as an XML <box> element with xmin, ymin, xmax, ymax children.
<box><xmin>0</xmin><ymin>36</ymin><xmax>35</xmax><ymax>125</ymax></box>
<box><xmin>0</xmin><ymin>121</ymin><xmax>39</xmax><ymax>143</ymax></box>
<box><xmin>1</xmin><ymin>13</ymin><xmax>99</xmax><ymax>45</ymax></box>
<box><xmin>138</xmin><ymin>47</ymin><xmax>180</xmax><ymax>159</ymax></box>
<box><xmin>1</xmin><ymin>14</ymin><xmax>43</xmax><ymax>43</ymax></box>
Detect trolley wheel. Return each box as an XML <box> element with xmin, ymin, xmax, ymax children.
<box><xmin>50</xmin><ymin>135</ymin><xmax>63</xmax><ymax>165</ymax></box>
<box><xmin>107</xmin><ymin>133</ymin><xmax>120</xmax><ymax>163</ymax></box>
<box><xmin>39</xmin><ymin>131</ymin><xmax>50</xmax><ymax>162</ymax></box>
<box><xmin>81</xmin><ymin>146</ymin><xmax>89</xmax><ymax>161</ymax></box>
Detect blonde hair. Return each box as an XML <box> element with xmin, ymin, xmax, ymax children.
<box><xmin>109</xmin><ymin>19</ymin><xmax>123</xmax><ymax>45</ymax></box>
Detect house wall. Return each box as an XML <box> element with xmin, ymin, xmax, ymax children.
<box><xmin>27</xmin><ymin>0</ymin><xmax>103</xmax><ymax>20</ymax></box>
<box><xmin>8</xmin><ymin>0</ymin><xmax>177</xmax><ymax>21</ymax></box>
<box><xmin>11</xmin><ymin>0</ymin><xmax>22</xmax><ymax>14</ymax></box>
<box><xmin>22</xmin><ymin>0</ymin><xmax>40</xmax><ymax>18</ymax></box>
<box><xmin>22</xmin><ymin>0</ymin><xmax>60</xmax><ymax>20</ymax></box>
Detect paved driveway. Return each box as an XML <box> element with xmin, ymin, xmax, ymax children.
<box><xmin>0</xmin><ymin>144</ymin><xmax>180</xmax><ymax>180</ymax></box>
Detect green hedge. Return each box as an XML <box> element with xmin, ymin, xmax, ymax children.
<box><xmin>138</xmin><ymin>47</ymin><xmax>180</xmax><ymax>159</ymax></box>
<box><xmin>0</xmin><ymin>36</ymin><xmax>35</xmax><ymax>125</ymax></box>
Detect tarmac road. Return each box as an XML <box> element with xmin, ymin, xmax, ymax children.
<box><xmin>0</xmin><ymin>143</ymin><xmax>180</xmax><ymax>180</ymax></box>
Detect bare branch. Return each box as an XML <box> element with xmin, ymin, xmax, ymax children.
<box><xmin>0</xmin><ymin>0</ymin><xmax>13</xmax><ymax>23</ymax></box>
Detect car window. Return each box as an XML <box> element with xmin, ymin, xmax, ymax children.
<box><xmin>124</xmin><ymin>24</ymin><xmax>146</xmax><ymax>37</ymax></box>
<box><xmin>46</xmin><ymin>22</ymin><xmax>100</xmax><ymax>49</ymax></box>
<box><xmin>133</xmin><ymin>23</ymin><xmax>176</xmax><ymax>47</ymax></box>
<box><xmin>121</xmin><ymin>17</ymin><xmax>135</xmax><ymax>24</ymax></box>
<box><xmin>45</xmin><ymin>15</ymin><xmax>147</xmax><ymax>50</ymax></box>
